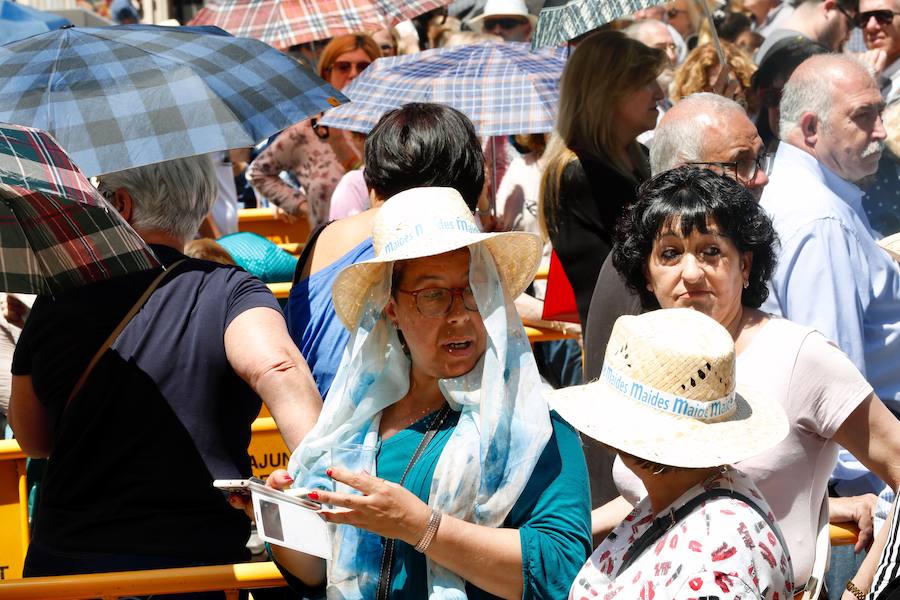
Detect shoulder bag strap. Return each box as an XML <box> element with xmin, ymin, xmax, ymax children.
<box><xmin>65</xmin><ymin>259</ymin><xmax>185</xmax><ymax>409</ymax></box>
<box><xmin>617</xmin><ymin>487</ymin><xmax>788</xmax><ymax>577</ymax></box>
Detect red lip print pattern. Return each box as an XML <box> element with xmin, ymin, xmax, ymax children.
<box><xmin>566</xmin><ymin>469</ymin><xmax>792</xmax><ymax>600</ymax></box>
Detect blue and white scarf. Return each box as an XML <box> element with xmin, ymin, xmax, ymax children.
<box><xmin>287</xmin><ymin>244</ymin><xmax>552</xmax><ymax>600</ymax></box>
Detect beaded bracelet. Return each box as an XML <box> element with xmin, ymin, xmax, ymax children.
<box><xmin>414</xmin><ymin>509</ymin><xmax>442</xmax><ymax>553</ymax></box>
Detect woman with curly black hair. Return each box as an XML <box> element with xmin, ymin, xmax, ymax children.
<box><xmin>593</xmin><ymin>167</ymin><xmax>900</xmax><ymax>596</ymax></box>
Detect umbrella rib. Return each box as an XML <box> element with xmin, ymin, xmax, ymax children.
<box><xmin>39</xmin><ymin>27</ymin><xmax>69</xmax><ymax>143</ymax></box>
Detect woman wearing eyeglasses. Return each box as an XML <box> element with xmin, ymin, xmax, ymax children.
<box><xmin>268</xmin><ymin>187</ymin><xmax>592</xmax><ymax>599</ymax></box>
<box><xmin>246</xmin><ymin>34</ymin><xmax>381</xmax><ymax>227</ymax></box>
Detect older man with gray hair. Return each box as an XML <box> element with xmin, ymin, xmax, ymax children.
<box><xmin>9</xmin><ymin>154</ymin><xmax>321</xmax><ymax>579</ymax></box>
<box><xmin>759</xmin><ymin>52</ymin><xmax>899</xmax><ymax>600</ymax></box>
<box><xmin>582</xmin><ymin>92</ymin><xmax>769</xmax><ymax>506</ymax></box>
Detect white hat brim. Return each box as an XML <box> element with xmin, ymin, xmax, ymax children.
<box><xmin>549</xmin><ymin>381</ymin><xmax>789</xmax><ymax>468</ymax></box>
<box><xmin>468</xmin><ymin>13</ymin><xmax>538</xmax><ymax>31</ymax></box>
<box><xmin>332</xmin><ymin>230</ymin><xmax>543</xmax><ymax>330</ymax></box>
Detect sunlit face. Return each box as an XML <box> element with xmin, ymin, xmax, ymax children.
<box><xmin>816</xmin><ymin>71</ymin><xmax>887</xmax><ymax>181</ymax></box>
<box><xmin>616</xmin><ymin>79</ymin><xmax>665</xmax><ymax>141</ymax></box>
<box><xmin>645</xmin><ymin>217</ymin><xmax>751</xmax><ymax>328</ymax></box>
<box><xmin>638</xmin><ymin>22</ymin><xmax>678</xmax><ymax>65</ymax></box>
<box><xmin>326</xmin><ymin>48</ymin><xmax>373</xmax><ymax>90</ymax></box>
<box><xmin>699</xmin><ymin>112</ymin><xmax>769</xmax><ymax>200</ymax></box>
<box><xmin>859</xmin><ymin>0</ymin><xmax>900</xmax><ymax>62</ymax></box>
<box><xmin>483</xmin><ymin>15</ymin><xmax>533</xmax><ymax>42</ymax></box>
<box><xmin>385</xmin><ymin>249</ymin><xmax>488</xmax><ymax>381</ymax></box>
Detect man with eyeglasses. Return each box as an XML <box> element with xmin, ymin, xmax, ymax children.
<box><xmin>467</xmin><ymin>0</ymin><xmax>536</xmax><ymax>42</ymax></box>
<box><xmin>581</xmin><ymin>93</ymin><xmax>772</xmax><ymax>507</ymax></box>
<box><xmin>755</xmin><ymin>0</ymin><xmax>858</xmax><ymax>64</ymax></box>
<box><xmin>859</xmin><ymin>0</ymin><xmax>900</xmax><ymax>102</ymax></box>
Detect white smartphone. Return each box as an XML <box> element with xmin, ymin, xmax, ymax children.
<box><xmin>213</xmin><ymin>477</ymin><xmax>265</xmax><ymax>494</ymax></box>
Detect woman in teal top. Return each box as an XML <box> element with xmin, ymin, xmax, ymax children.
<box><xmin>269</xmin><ymin>187</ymin><xmax>592</xmax><ymax>599</ymax></box>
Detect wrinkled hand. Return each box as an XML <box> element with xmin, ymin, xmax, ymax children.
<box><xmin>273</xmin><ymin>206</ymin><xmax>298</xmax><ymax>224</ymax></box>
<box><xmin>858</xmin><ymin>49</ymin><xmax>888</xmax><ymax>77</ymax></box>
<box><xmin>310</xmin><ymin>466</ymin><xmax>431</xmax><ymax>545</ymax></box>
<box><xmin>830</xmin><ymin>494</ymin><xmax>878</xmax><ymax>552</ymax></box>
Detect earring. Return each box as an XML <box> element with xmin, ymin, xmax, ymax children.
<box><xmin>743</xmin><ymin>280</ymin><xmax>749</xmax><ymax>289</ymax></box>
<box><xmin>652</xmin><ymin>464</ymin><xmax>667</xmax><ymax>475</ymax></box>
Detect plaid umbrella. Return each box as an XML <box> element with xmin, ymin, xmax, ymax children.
<box><xmin>190</xmin><ymin>0</ymin><xmax>448</xmax><ymax>48</ymax></box>
<box><xmin>318</xmin><ymin>42</ymin><xmax>566</xmax><ymax>136</ymax></box>
<box><xmin>0</xmin><ymin>25</ymin><xmax>347</xmax><ymax>177</ymax></box>
<box><xmin>531</xmin><ymin>0</ymin><xmax>667</xmax><ymax>48</ymax></box>
<box><xmin>0</xmin><ymin>123</ymin><xmax>159</xmax><ymax>295</ymax></box>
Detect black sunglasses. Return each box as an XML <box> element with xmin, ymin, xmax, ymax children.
<box><xmin>857</xmin><ymin>9</ymin><xmax>900</xmax><ymax>26</ymax></box>
<box><xmin>328</xmin><ymin>60</ymin><xmax>371</xmax><ymax>74</ymax></box>
<box><xmin>483</xmin><ymin>16</ymin><xmax>528</xmax><ymax>29</ymax></box>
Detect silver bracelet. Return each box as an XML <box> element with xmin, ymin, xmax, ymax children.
<box><xmin>414</xmin><ymin>508</ymin><xmax>442</xmax><ymax>553</ymax></box>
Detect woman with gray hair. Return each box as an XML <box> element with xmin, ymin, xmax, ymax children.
<box><xmin>9</xmin><ymin>154</ymin><xmax>322</xmax><ymax>586</ymax></box>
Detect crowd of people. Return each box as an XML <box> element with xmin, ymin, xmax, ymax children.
<box><xmin>3</xmin><ymin>0</ymin><xmax>900</xmax><ymax>598</ymax></box>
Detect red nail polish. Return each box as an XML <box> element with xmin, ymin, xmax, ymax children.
<box><xmin>308</xmin><ymin>490</ymin><xmax>320</xmax><ymax>500</ymax></box>
<box><xmin>326</xmin><ymin>468</ymin><xmax>333</xmax><ymax>477</ymax></box>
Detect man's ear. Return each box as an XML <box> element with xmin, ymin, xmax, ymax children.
<box><xmin>799</xmin><ymin>112</ymin><xmax>819</xmax><ymax>149</ymax></box>
<box><xmin>112</xmin><ymin>188</ymin><xmax>134</xmax><ymax>222</ymax></box>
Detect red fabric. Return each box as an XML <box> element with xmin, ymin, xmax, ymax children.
<box><xmin>542</xmin><ymin>249</ymin><xmax>579</xmax><ymax>323</ymax></box>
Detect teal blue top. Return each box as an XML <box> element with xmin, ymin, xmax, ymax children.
<box><xmin>280</xmin><ymin>409</ymin><xmax>592</xmax><ymax>599</ymax></box>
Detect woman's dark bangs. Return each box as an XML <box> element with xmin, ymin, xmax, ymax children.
<box><xmin>645</xmin><ymin>188</ymin><xmax>714</xmax><ymax>240</ymax></box>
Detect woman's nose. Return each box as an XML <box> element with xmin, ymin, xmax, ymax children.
<box><xmin>681</xmin><ymin>254</ymin><xmax>704</xmax><ymax>282</ymax></box>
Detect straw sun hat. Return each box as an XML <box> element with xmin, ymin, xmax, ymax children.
<box><xmin>331</xmin><ymin>187</ymin><xmax>543</xmax><ymax>329</ymax></box>
<box><xmin>550</xmin><ymin>309</ymin><xmax>789</xmax><ymax>469</ymax></box>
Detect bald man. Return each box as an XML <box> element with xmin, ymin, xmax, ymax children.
<box><xmin>581</xmin><ymin>93</ymin><xmax>769</xmax><ymax>506</ymax></box>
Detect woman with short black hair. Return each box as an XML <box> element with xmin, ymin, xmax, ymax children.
<box><xmin>591</xmin><ymin>166</ymin><xmax>900</xmax><ymax>596</ymax></box>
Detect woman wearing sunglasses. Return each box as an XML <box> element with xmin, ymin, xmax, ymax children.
<box><xmin>246</xmin><ymin>34</ymin><xmax>381</xmax><ymax>227</ymax></box>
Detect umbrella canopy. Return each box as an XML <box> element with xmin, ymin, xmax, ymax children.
<box><xmin>0</xmin><ymin>25</ymin><xmax>347</xmax><ymax>177</ymax></box>
<box><xmin>319</xmin><ymin>42</ymin><xmax>566</xmax><ymax>136</ymax></box>
<box><xmin>531</xmin><ymin>0</ymin><xmax>666</xmax><ymax>48</ymax></box>
<box><xmin>0</xmin><ymin>123</ymin><xmax>159</xmax><ymax>295</ymax></box>
<box><xmin>190</xmin><ymin>0</ymin><xmax>449</xmax><ymax>47</ymax></box>
<box><xmin>0</xmin><ymin>0</ymin><xmax>71</xmax><ymax>44</ymax></box>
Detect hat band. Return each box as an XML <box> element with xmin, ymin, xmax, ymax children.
<box><xmin>600</xmin><ymin>363</ymin><xmax>737</xmax><ymax>422</ymax></box>
<box><xmin>380</xmin><ymin>218</ymin><xmax>481</xmax><ymax>256</ymax></box>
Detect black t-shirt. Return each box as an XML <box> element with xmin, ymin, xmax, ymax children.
<box><xmin>12</xmin><ymin>245</ymin><xmax>281</xmax><ymax>563</ymax></box>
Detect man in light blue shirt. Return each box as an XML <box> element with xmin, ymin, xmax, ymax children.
<box><xmin>761</xmin><ymin>54</ymin><xmax>896</xmax><ymax>496</ymax></box>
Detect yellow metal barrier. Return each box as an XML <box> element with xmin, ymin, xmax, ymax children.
<box><xmin>829</xmin><ymin>523</ymin><xmax>860</xmax><ymax>546</ymax></box>
<box><xmin>0</xmin><ymin>561</ymin><xmax>286</xmax><ymax>599</ymax></box>
<box><xmin>237</xmin><ymin>208</ymin><xmax>311</xmax><ymax>246</ymax></box>
<box><xmin>0</xmin><ymin>439</ymin><xmax>29</xmax><ymax>581</ymax></box>
<box><xmin>248</xmin><ymin>418</ymin><xmax>289</xmax><ymax>482</ymax></box>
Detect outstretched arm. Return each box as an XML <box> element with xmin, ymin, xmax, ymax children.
<box><xmin>225</xmin><ymin>307</ymin><xmax>321</xmax><ymax>451</ymax></box>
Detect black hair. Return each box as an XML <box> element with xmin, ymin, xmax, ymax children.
<box><xmin>613</xmin><ymin>167</ymin><xmax>778</xmax><ymax>310</ymax></box>
<box><xmin>363</xmin><ymin>103</ymin><xmax>485</xmax><ymax>210</ymax></box>
<box><xmin>751</xmin><ymin>38</ymin><xmax>828</xmax><ymax>146</ymax></box>
<box><xmin>715</xmin><ymin>11</ymin><xmax>753</xmax><ymax>42</ymax></box>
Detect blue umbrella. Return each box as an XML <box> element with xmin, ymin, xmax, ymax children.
<box><xmin>0</xmin><ymin>25</ymin><xmax>347</xmax><ymax>176</ymax></box>
<box><xmin>319</xmin><ymin>42</ymin><xmax>566</xmax><ymax>136</ymax></box>
<box><xmin>0</xmin><ymin>0</ymin><xmax>70</xmax><ymax>44</ymax></box>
